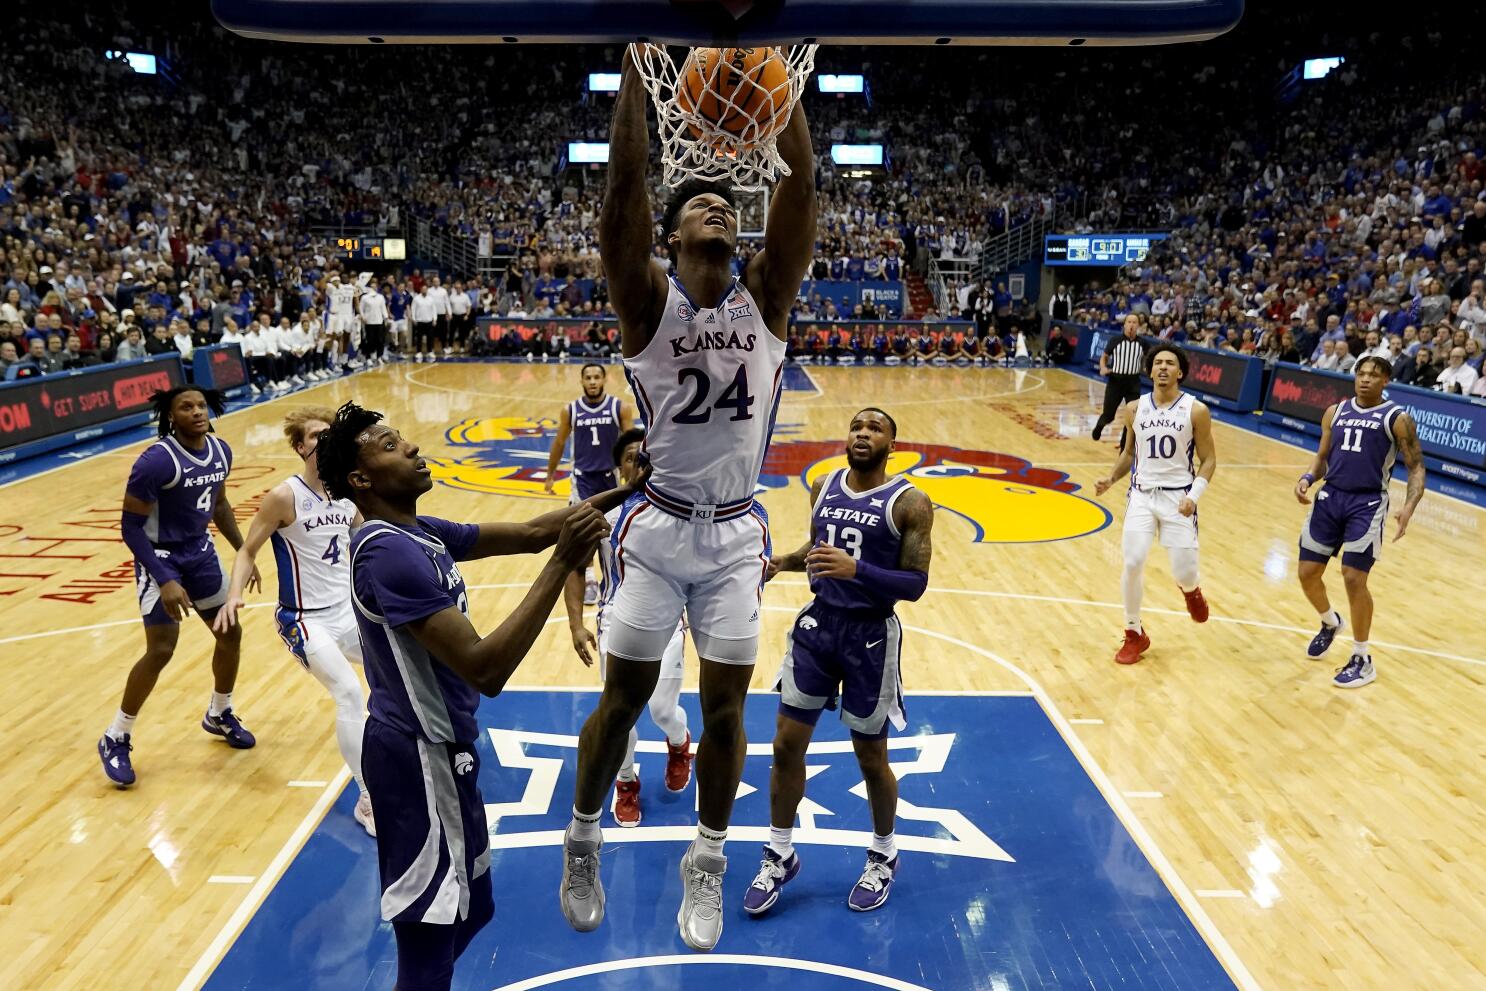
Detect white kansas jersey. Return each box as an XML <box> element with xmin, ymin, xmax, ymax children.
<box><xmin>270</xmin><ymin>475</ymin><xmax>357</xmax><ymax>610</ymax></box>
<box><xmin>1130</xmin><ymin>392</ymin><xmax>1197</xmax><ymax>489</ymax></box>
<box><xmin>624</xmin><ymin>276</ymin><xmax>784</xmax><ymax>508</ymax></box>
<box><xmin>328</xmin><ymin>284</ymin><xmax>358</xmax><ymax>316</ymax></box>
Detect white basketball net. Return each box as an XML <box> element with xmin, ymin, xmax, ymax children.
<box><xmin>631</xmin><ymin>43</ymin><xmax>818</xmax><ymax>192</ymax></box>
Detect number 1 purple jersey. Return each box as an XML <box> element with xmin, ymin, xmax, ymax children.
<box><xmin>570</xmin><ymin>394</ymin><xmax>623</xmax><ymax>475</ymax></box>
<box><xmin>125</xmin><ymin>434</ymin><xmax>233</xmax><ymax>545</ymax></box>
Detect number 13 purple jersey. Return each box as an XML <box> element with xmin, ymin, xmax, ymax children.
<box><xmin>810</xmin><ymin>468</ymin><xmax>915</xmax><ymax>614</ymax></box>
<box><xmin>1326</xmin><ymin>398</ymin><xmax>1401</xmax><ymax>493</ymax></box>
<box><xmin>623</xmin><ymin>276</ymin><xmax>784</xmax><ymax>506</ymax></box>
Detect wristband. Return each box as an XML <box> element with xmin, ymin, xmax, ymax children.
<box><xmin>1299</xmin><ymin>473</ymin><xmax>1315</xmax><ymax>487</ymax></box>
<box><xmin>1188</xmin><ymin>477</ymin><xmax>1208</xmax><ymax>503</ymax></box>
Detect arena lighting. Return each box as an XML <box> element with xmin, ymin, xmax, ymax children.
<box><xmin>818</xmin><ymin>74</ymin><xmax>864</xmax><ymax>93</ymax></box>
<box><xmin>830</xmin><ymin>144</ymin><xmax>884</xmax><ymax>166</ymax></box>
<box><xmin>104</xmin><ymin>50</ymin><xmax>158</xmax><ymax>74</ymax></box>
<box><xmin>1302</xmin><ymin>56</ymin><xmax>1344</xmax><ymax>80</ymax></box>
<box><xmin>587</xmin><ymin>72</ymin><xmax>620</xmax><ymax>93</ymax></box>
<box><xmin>568</xmin><ymin>142</ymin><xmax>610</xmax><ymax>164</ymax></box>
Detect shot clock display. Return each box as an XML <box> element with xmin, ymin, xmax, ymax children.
<box><xmin>334</xmin><ymin>237</ymin><xmax>406</xmax><ymax>261</ymax></box>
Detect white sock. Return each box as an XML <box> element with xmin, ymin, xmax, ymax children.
<box><xmin>870</xmin><ymin>831</ymin><xmax>897</xmax><ymax>860</ymax></box>
<box><xmin>616</xmin><ymin>764</ymin><xmax>637</xmax><ymax>783</ymax></box>
<box><xmin>1125</xmin><ymin>620</ymin><xmax>1143</xmax><ymax>634</ymax></box>
<box><xmin>209</xmin><ymin>692</ymin><xmax>232</xmax><ymax>717</ymax></box>
<box><xmin>1320</xmin><ymin>609</ymin><xmax>1342</xmax><ymax>629</ymax></box>
<box><xmin>695</xmin><ymin>824</ymin><xmax>727</xmax><ymax>859</ymax></box>
<box><xmin>768</xmin><ymin>826</ymin><xmax>794</xmax><ymax>860</ymax></box>
<box><xmin>570</xmin><ymin>805</ymin><xmax>602</xmax><ymax>842</ymax></box>
<box><xmin>106</xmin><ymin>709</ymin><xmax>136</xmax><ymax>741</ymax></box>
<box><xmin>1353</xmin><ymin>640</ymin><xmax>1369</xmax><ymax>658</ymax></box>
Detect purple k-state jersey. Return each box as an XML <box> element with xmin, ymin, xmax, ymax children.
<box><xmin>125</xmin><ymin>434</ymin><xmax>233</xmax><ymax>545</ymax></box>
<box><xmin>350</xmin><ymin>516</ymin><xmax>481</xmax><ymax>744</ymax></box>
<box><xmin>1325</xmin><ymin>398</ymin><xmax>1401</xmax><ymax>493</ymax></box>
<box><xmin>810</xmin><ymin>468</ymin><xmax>916</xmax><ymax>614</ymax></box>
<box><xmin>570</xmin><ymin>394</ymin><xmax>623</xmax><ymax>475</ymax></box>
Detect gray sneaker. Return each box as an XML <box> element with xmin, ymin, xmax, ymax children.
<box><xmin>677</xmin><ymin>842</ymin><xmax>727</xmax><ymax>952</ymax></box>
<box><xmin>560</xmin><ymin>825</ymin><xmax>605</xmax><ymax>931</ymax></box>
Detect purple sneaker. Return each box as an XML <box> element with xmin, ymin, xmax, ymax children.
<box><xmin>742</xmin><ymin>846</ymin><xmax>800</xmax><ymax>916</ymax></box>
<box><xmin>202</xmin><ymin>708</ymin><xmax>257</xmax><ymax>749</ymax></box>
<box><xmin>98</xmin><ymin>733</ymin><xmax>135</xmax><ymax>787</ymax></box>
<box><xmin>848</xmin><ymin>851</ymin><xmax>898</xmax><ymax>912</ymax></box>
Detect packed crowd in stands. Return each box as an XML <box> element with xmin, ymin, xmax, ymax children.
<box><xmin>2</xmin><ymin>2</ymin><xmax>1484</xmax><ymax>392</ymax></box>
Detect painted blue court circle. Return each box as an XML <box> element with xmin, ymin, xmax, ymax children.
<box><xmin>205</xmin><ymin>692</ymin><xmax>1236</xmax><ymax>990</ymax></box>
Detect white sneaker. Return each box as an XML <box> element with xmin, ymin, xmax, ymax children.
<box><xmin>354</xmin><ymin>791</ymin><xmax>376</xmax><ymax>837</ymax></box>
<box><xmin>415</xmin><ymin>351</ymin><xmax>424</xmax><ymax>362</ymax></box>
<box><xmin>677</xmin><ymin>842</ymin><xmax>727</xmax><ymax>952</ymax></box>
<box><xmin>249</xmin><ymin>384</ymin><xmax>261</xmax><ymax>396</ymax></box>
<box><xmin>443</xmin><ymin>347</ymin><xmax>453</xmax><ymax>356</ymax></box>
<box><xmin>291</xmin><ymin>375</ymin><xmax>305</xmax><ymax>385</ymax></box>
<box><xmin>273</xmin><ymin>381</ymin><xmax>288</xmax><ymax>392</ymax></box>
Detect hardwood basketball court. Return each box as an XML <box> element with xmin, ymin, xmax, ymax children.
<box><xmin>2</xmin><ymin>361</ymin><xmax>1481</xmax><ymax>990</ymax></box>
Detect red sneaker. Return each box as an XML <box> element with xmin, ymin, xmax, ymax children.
<box><xmin>1115</xmin><ymin>629</ymin><xmax>1151</xmax><ymax>665</ymax></box>
<box><xmin>1182</xmin><ymin>586</ymin><xmax>1209</xmax><ymax>623</ymax></box>
<box><xmin>611</xmin><ymin>776</ymin><xmax>641</xmax><ymax>827</ymax></box>
<box><xmin>665</xmin><ymin>732</ymin><xmax>694</xmax><ymax>793</ymax></box>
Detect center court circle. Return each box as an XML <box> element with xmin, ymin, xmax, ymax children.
<box><xmin>487</xmin><ymin>955</ymin><xmax>937</xmax><ymax>991</ymax></box>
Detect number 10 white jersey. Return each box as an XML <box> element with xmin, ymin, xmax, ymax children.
<box><xmin>624</xmin><ymin>276</ymin><xmax>785</xmax><ymax>507</ymax></box>
<box><xmin>269</xmin><ymin>475</ymin><xmax>358</xmax><ymax>610</ymax></box>
<box><xmin>1130</xmin><ymin>392</ymin><xmax>1197</xmax><ymax>489</ymax></box>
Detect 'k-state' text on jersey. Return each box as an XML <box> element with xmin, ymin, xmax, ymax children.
<box><xmin>1325</xmin><ymin>397</ymin><xmax>1401</xmax><ymax>493</ymax></box>
<box><xmin>350</xmin><ymin>516</ymin><xmax>480</xmax><ymax>743</ymax></box>
<box><xmin>570</xmin><ymin>394</ymin><xmax>623</xmax><ymax>476</ymax></box>
<box><xmin>623</xmin><ymin>276</ymin><xmax>784</xmax><ymax>507</ymax></box>
<box><xmin>125</xmin><ymin>434</ymin><xmax>233</xmax><ymax>545</ymax></box>
<box><xmin>270</xmin><ymin>475</ymin><xmax>357</xmax><ymax>610</ymax></box>
<box><xmin>810</xmin><ymin>468</ymin><xmax>915</xmax><ymax>614</ymax></box>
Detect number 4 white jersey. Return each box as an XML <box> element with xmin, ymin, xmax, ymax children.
<box><xmin>269</xmin><ymin>475</ymin><xmax>358</xmax><ymax>610</ymax></box>
<box><xmin>1130</xmin><ymin>392</ymin><xmax>1197</xmax><ymax>489</ymax></box>
<box><xmin>624</xmin><ymin>276</ymin><xmax>785</xmax><ymax>509</ymax></box>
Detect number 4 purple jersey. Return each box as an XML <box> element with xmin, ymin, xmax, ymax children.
<box><xmin>810</xmin><ymin>468</ymin><xmax>915</xmax><ymax>614</ymax></box>
<box><xmin>125</xmin><ymin>434</ymin><xmax>233</xmax><ymax>545</ymax></box>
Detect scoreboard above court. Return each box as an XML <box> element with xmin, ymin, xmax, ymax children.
<box><xmin>1044</xmin><ymin>233</ymin><xmax>1167</xmax><ymax>267</ymax></box>
<box><xmin>334</xmin><ymin>237</ymin><xmax>406</xmax><ymax>261</ymax></box>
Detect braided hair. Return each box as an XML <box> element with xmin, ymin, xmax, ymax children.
<box><xmin>150</xmin><ymin>387</ymin><xmax>225</xmax><ymax>438</ymax></box>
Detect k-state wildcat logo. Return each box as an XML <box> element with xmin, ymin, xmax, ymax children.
<box><xmin>761</xmin><ymin>440</ymin><xmax>1110</xmax><ymax>543</ymax></box>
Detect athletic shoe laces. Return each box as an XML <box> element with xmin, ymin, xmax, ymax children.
<box><xmin>565</xmin><ymin>852</ymin><xmax>598</xmax><ymax>899</ymax></box>
<box><xmin>685</xmin><ymin>862</ymin><xmax>724</xmax><ymax>917</ymax></box>
<box><xmin>857</xmin><ymin>859</ymin><xmax>894</xmax><ymax>893</ymax></box>
<box><xmin>750</xmin><ymin>855</ymin><xmax>788</xmax><ymax>890</ymax></box>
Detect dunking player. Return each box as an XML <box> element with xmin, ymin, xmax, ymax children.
<box><xmin>560</xmin><ymin>43</ymin><xmax>815</xmax><ymax>952</ymax></box>
<box><xmin>314</xmin><ymin>401</ymin><xmax>630</xmax><ymax>991</ymax></box>
<box><xmin>1294</xmin><ymin>356</ymin><xmax>1425</xmax><ymax>688</ymax></box>
<box><xmin>544</xmin><ymin>363</ymin><xmax>637</xmax><ymax>602</ymax></box>
<box><xmin>562</xmin><ymin>426</ymin><xmax>693</xmax><ymax>827</ymax></box>
<box><xmin>745</xmin><ymin>408</ymin><xmax>933</xmax><ymax>916</ymax></box>
<box><xmin>98</xmin><ymin>388</ymin><xmax>260</xmax><ymax>786</ymax></box>
<box><xmin>1094</xmin><ymin>344</ymin><xmax>1216</xmax><ymax>664</ymax></box>
<box><xmin>213</xmin><ymin>407</ymin><xmax>375</xmax><ymax>836</ymax></box>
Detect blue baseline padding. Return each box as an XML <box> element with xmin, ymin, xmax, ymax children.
<box><xmin>205</xmin><ymin>691</ymin><xmax>1236</xmax><ymax>991</ymax></box>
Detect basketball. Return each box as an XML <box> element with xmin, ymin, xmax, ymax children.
<box><xmin>675</xmin><ymin>46</ymin><xmax>791</xmax><ymax>146</ymax></box>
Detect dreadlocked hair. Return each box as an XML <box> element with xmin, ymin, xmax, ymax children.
<box><xmin>151</xmin><ymin>387</ymin><xmax>225</xmax><ymax>438</ymax></box>
<box><xmin>316</xmin><ymin>401</ymin><xmax>384</xmax><ymax>502</ymax></box>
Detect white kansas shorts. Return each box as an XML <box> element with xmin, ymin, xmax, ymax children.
<box><xmin>1125</xmin><ymin>487</ymin><xmax>1198</xmax><ymax>549</ymax></box>
<box><xmin>604</xmin><ymin>494</ymin><xmax>770</xmax><ymax>665</ymax></box>
<box><xmin>275</xmin><ymin>600</ymin><xmax>365</xmax><ymax>668</ymax></box>
<box><xmin>328</xmin><ymin>312</ymin><xmax>357</xmax><ymax>335</ymax></box>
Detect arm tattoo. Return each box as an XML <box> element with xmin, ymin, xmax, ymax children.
<box><xmin>1396</xmin><ymin>412</ymin><xmax>1426</xmax><ymax>509</ymax></box>
<box><xmin>895</xmin><ymin>488</ymin><xmax>934</xmax><ymax>575</ymax></box>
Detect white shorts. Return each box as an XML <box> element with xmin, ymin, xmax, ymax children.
<box><xmin>599</xmin><ymin>616</ymin><xmax>686</xmax><ymax>681</ymax></box>
<box><xmin>391</xmin><ymin>318</ymin><xmax>408</xmax><ymax>340</ymax></box>
<box><xmin>328</xmin><ymin>312</ymin><xmax>356</xmax><ymax>335</ymax></box>
<box><xmin>605</xmin><ymin>496</ymin><xmax>770</xmax><ymax>665</ymax></box>
<box><xmin>276</xmin><ymin>601</ymin><xmax>364</xmax><ymax>667</ymax></box>
<box><xmin>1124</xmin><ymin>487</ymin><xmax>1198</xmax><ymax>550</ymax></box>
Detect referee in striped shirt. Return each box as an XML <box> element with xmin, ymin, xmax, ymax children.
<box><xmin>1094</xmin><ymin>314</ymin><xmax>1147</xmax><ymax>441</ymax></box>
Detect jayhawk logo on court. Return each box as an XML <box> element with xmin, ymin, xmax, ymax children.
<box><xmin>762</xmin><ymin>440</ymin><xmax>1110</xmax><ymax>544</ymax></box>
<box><xmin>426</xmin><ymin>416</ymin><xmax>570</xmax><ymax>499</ymax></box>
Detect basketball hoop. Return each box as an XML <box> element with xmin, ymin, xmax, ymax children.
<box><xmin>631</xmin><ymin>42</ymin><xmax>817</xmax><ymax>192</ymax></box>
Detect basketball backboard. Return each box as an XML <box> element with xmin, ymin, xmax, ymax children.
<box><xmin>211</xmin><ymin>0</ymin><xmax>1243</xmax><ymax>47</ymax></box>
